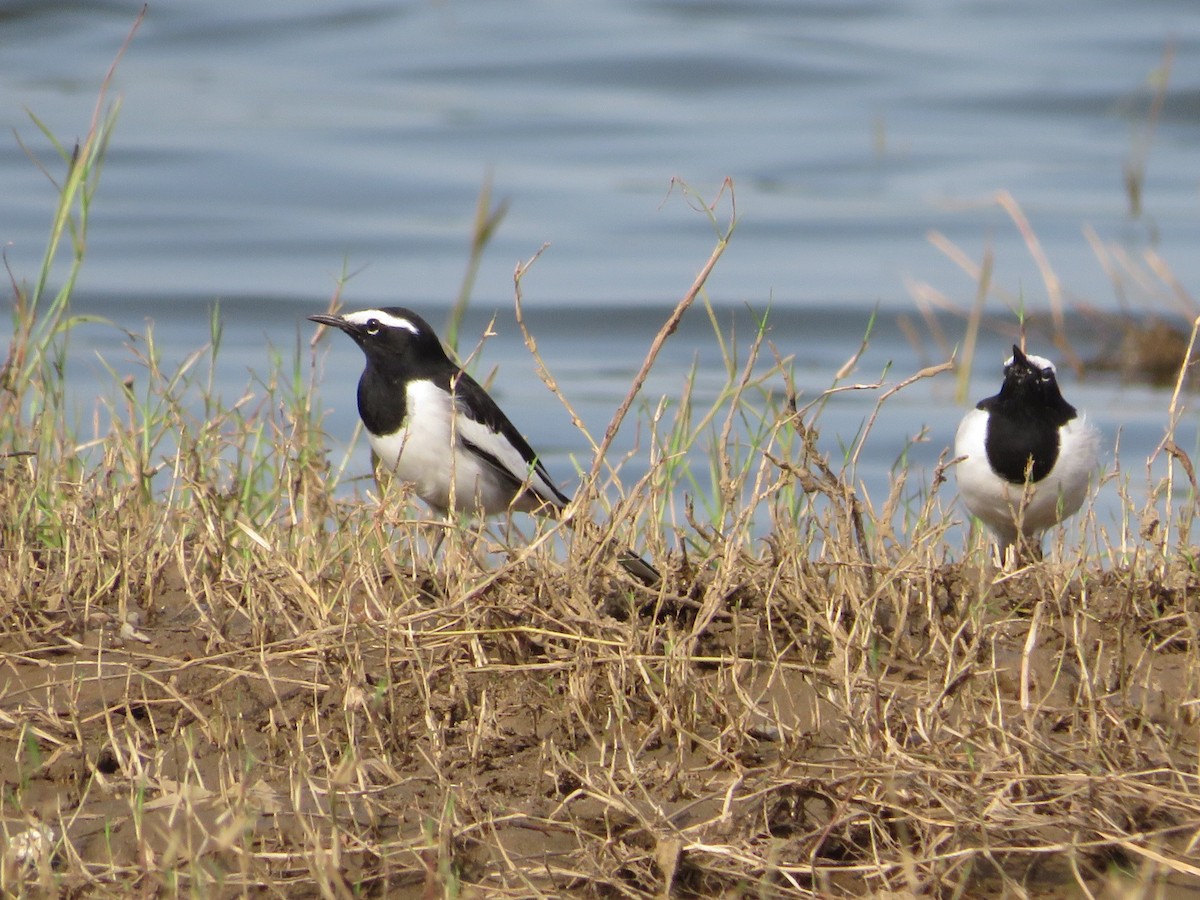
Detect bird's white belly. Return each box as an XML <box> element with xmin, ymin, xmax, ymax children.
<box><xmin>368</xmin><ymin>380</ymin><xmax>513</xmax><ymax>514</ymax></box>
<box><xmin>954</xmin><ymin>408</ymin><xmax>1099</xmax><ymax>542</ymax></box>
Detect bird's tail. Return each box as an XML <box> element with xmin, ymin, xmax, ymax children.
<box><xmin>545</xmin><ymin>498</ymin><xmax>660</xmax><ymax>585</ymax></box>
<box><xmin>618</xmin><ymin>548</ymin><xmax>660</xmax><ymax>586</ymax></box>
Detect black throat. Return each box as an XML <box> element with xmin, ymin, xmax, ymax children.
<box><xmin>357</xmin><ymin>367</ymin><xmax>404</xmax><ymax>437</ymax></box>
<box><xmin>979</xmin><ymin>384</ymin><xmax>1077</xmax><ymax>484</ymax></box>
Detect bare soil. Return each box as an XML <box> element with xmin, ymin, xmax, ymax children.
<box><xmin>4</xmin><ymin>550</ymin><xmax>1200</xmax><ymax>898</ymax></box>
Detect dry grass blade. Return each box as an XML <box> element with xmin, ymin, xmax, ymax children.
<box><xmin>587</xmin><ymin>178</ymin><xmax>736</xmax><ymax>487</ymax></box>
<box><xmin>992</xmin><ymin>190</ymin><xmax>1079</xmax><ymax>373</ymax></box>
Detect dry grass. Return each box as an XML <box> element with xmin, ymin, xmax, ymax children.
<box><xmin>4</xmin><ymin>28</ymin><xmax>1200</xmax><ymax>900</ymax></box>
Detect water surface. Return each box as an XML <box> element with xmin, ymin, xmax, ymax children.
<box><xmin>2</xmin><ymin>0</ymin><xmax>1198</xmax><ymax>549</ymax></box>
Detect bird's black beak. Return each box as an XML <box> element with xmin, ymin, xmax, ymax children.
<box><xmin>308</xmin><ymin>313</ymin><xmax>353</xmax><ymax>333</ymax></box>
<box><xmin>1006</xmin><ymin>344</ymin><xmax>1033</xmax><ymax>374</ymax></box>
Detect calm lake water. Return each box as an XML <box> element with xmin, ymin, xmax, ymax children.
<box><xmin>2</xmin><ymin>1</ymin><xmax>1199</xmax><ymax>550</ymax></box>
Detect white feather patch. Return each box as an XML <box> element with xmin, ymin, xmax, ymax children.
<box><xmin>342</xmin><ymin>309</ymin><xmax>420</xmax><ymax>334</ymax></box>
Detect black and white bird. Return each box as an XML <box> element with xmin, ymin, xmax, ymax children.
<box><xmin>954</xmin><ymin>344</ymin><xmax>1100</xmax><ymax>561</ymax></box>
<box><xmin>309</xmin><ymin>307</ymin><xmax>660</xmax><ymax>584</ymax></box>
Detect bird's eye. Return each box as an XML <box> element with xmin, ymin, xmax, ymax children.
<box><xmin>365</xmin><ymin>319</ymin><xmax>381</xmax><ymax>335</ymax></box>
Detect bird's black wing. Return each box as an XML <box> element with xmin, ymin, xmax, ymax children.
<box><xmin>450</xmin><ymin>369</ymin><xmax>571</xmax><ymax>509</ymax></box>
<box><xmin>448</xmin><ymin>368</ymin><xmax>660</xmax><ymax>585</ymax></box>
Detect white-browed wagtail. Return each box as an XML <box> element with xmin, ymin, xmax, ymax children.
<box><xmin>955</xmin><ymin>344</ymin><xmax>1099</xmax><ymax>561</ymax></box>
<box><xmin>309</xmin><ymin>307</ymin><xmax>660</xmax><ymax>584</ymax></box>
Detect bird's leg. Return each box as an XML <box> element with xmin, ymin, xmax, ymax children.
<box><xmin>995</xmin><ymin>533</ymin><xmax>1043</xmax><ymax>569</ymax></box>
<box><xmin>995</xmin><ymin>540</ymin><xmax>1018</xmax><ymax>570</ymax></box>
<box><xmin>994</xmin><ymin>471</ymin><xmax>1043</xmax><ymax>568</ymax></box>
<box><xmin>428</xmin><ymin>516</ymin><xmax>449</xmax><ymax>559</ymax></box>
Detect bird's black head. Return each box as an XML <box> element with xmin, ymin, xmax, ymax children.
<box><xmin>997</xmin><ymin>344</ymin><xmax>1075</xmax><ymax>415</ymax></box>
<box><xmin>308</xmin><ymin>307</ymin><xmax>450</xmax><ymax>380</ymax></box>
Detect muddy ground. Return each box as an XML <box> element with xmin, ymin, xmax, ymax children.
<box><xmin>3</xmin><ymin>557</ymin><xmax>1200</xmax><ymax>897</ymax></box>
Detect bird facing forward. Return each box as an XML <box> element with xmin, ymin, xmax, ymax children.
<box><xmin>309</xmin><ymin>307</ymin><xmax>659</xmax><ymax>584</ymax></box>
<box><xmin>954</xmin><ymin>344</ymin><xmax>1099</xmax><ymax>561</ymax></box>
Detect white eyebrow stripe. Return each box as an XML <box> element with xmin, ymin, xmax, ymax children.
<box><xmin>342</xmin><ymin>309</ymin><xmax>420</xmax><ymax>334</ymax></box>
